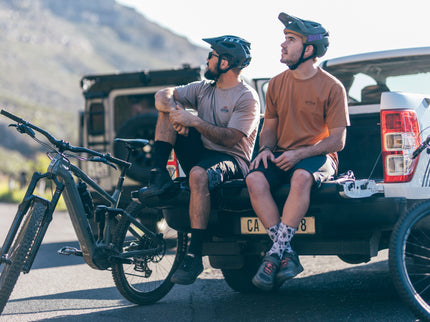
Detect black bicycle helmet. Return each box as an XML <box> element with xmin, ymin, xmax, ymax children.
<box><xmin>202</xmin><ymin>35</ymin><xmax>252</xmax><ymax>69</ymax></box>
<box><xmin>278</xmin><ymin>13</ymin><xmax>329</xmax><ymax>69</ymax></box>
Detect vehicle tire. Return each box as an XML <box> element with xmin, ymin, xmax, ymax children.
<box><xmin>113</xmin><ymin>113</ymin><xmax>158</xmax><ymax>184</ymax></box>
<box><xmin>111</xmin><ymin>201</ymin><xmax>188</xmax><ymax>305</ymax></box>
<box><xmin>337</xmin><ymin>254</ymin><xmax>370</xmax><ymax>264</ymax></box>
<box><xmin>221</xmin><ymin>255</ymin><xmax>261</xmax><ymax>293</ymax></box>
<box><xmin>389</xmin><ymin>201</ymin><xmax>430</xmax><ymax>321</ymax></box>
<box><xmin>0</xmin><ymin>201</ymin><xmax>46</xmax><ymax>314</ymax></box>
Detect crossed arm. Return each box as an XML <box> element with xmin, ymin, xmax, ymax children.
<box><xmin>154</xmin><ymin>87</ymin><xmax>244</xmax><ymax>148</ymax></box>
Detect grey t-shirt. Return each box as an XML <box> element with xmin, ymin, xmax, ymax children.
<box><xmin>175</xmin><ymin>80</ymin><xmax>260</xmax><ymax>175</ymax></box>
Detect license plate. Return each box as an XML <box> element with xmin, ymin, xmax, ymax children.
<box><xmin>240</xmin><ymin>217</ymin><xmax>315</xmax><ymax>235</ymax></box>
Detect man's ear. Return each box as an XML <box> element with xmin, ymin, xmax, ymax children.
<box><xmin>304</xmin><ymin>44</ymin><xmax>315</xmax><ymax>58</ymax></box>
<box><xmin>219</xmin><ymin>58</ymin><xmax>231</xmax><ymax>71</ymax></box>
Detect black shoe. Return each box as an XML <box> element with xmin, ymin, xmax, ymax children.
<box><xmin>252</xmin><ymin>254</ymin><xmax>280</xmax><ymax>291</ymax></box>
<box><xmin>170</xmin><ymin>254</ymin><xmax>204</xmax><ymax>285</ymax></box>
<box><xmin>138</xmin><ymin>168</ymin><xmax>174</xmax><ymax>201</ymax></box>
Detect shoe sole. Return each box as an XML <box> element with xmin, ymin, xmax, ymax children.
<box><xmin>170</xmin><ymin>267</ymin><xmax>203</xmax><ymax>285</ymax></box>
<box><xmin>275</xmin><ymin>265</ymin><xmax>304</xmax><ymax>287</ymax></box>
<box><xmin>251</xmin><ymin>276</ymin><xmax>275</xmax><ymax>291</ymax></box>
<box><xmin>139</xmin><ymin>182</ymin><xmax>175</xmax><ymax>200</ymax></box>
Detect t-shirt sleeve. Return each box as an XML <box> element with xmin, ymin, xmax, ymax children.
<box><xmin>175</xmin><ymin>81</ymin><xmax>205</xmax><ymax>109</ymax></box>
<box><xmin>264</xmin><ymin>78</ymin><xmax>279</xmax><ymax>120</ymax></box>
<box><xmin>228</xmin><ymin>91</ymin><xmax>260</xmax><ymax>137</ymax></box>
<box><xmin>325</xmin><ymin>82</ymin><xmax>350</xmax><ymax>129</ymax></box>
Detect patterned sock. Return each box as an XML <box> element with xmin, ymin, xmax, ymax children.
<box><xmin>268</xmin><ymin>222</ymin><xmax>297</xmax><ymax>258</ymax></box>
<box><xmin>266</xmin><ymin>223</ymin><xmax>280</xmax><ymax>243</ymax></box>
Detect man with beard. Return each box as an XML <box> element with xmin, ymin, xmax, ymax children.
<box><xmin>246</xmin><ymin>13</ymin><xmax>349</xmax><ymax>291</ymax></box>
<box><xmin>138</xmin><ymin>35</ymin><xmax>260</xmax><ymax>285</ymax></box>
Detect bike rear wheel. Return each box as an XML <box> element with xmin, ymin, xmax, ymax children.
<box><xmin>0</xmin><ymin>200</ymin><xmax>46</xmax><ymax>314</ymax></box>
<box><xmin>389</xmin><ymin>201</ymin><xmax>430</xmax><ymax>321</ymax></box>
<box><xmin>111</xmin><ymin>201</ymin><xmax>187</xmax><ymax>305</ymax></box>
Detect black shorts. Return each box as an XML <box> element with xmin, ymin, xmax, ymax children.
<box><xmin>174</xmin><ymin>128</ymin><xmax>243</xmax><ymax>191</ymax></box>
<box><xmin>248</xmin><ymin>152</ymin><xmax>336</xmax><ymax>190</ymax></box>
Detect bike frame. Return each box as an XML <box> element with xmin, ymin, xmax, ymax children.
<box><xmin>0</xmin><ymin>149</ymin><xmax>160</xmax><ymax>273</ymax></box>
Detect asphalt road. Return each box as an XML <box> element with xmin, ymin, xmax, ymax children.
<box><xmin>0</xmin><ymin>203</ymin><xmax>419</xmax><ymax>321</ymax></box>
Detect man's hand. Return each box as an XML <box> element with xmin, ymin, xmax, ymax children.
<box><xmin>173</xmin><ymin>123</ymin><xmax>189</xmax><ymax>136</ymax></box>
<box><xmin>169</xmin><ymin>106</ymin><xmax>197</xmax><ymax>127</ymax></box>
<box><xmin>250</xmin><ymin>149</ymin><xmax>275</xmax><ymax>170</ymax></box>
<box><xmin>170</xmin><ymin>106</ymin><xmax>195</xmax><ymax>136</ymax></box>
<box><xmin>274</xmin><ymin>150</ymin><xmax>301</xmax><ymax>171</ymax></box>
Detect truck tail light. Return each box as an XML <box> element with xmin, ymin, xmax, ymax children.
<box><xmin>166</xmin><ymin>150</ymin><xmax>179</xmax><ymax>179</ymax></box>
<box><xmin>381</xmin><ymin>110</ymin><xmax>421</xmax><ymax>183</ymax></box>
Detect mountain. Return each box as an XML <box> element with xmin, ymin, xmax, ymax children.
<box><xmin>0</xmin><ymin>0</ymin><xmax>207</xmax><ymax>162</ymax></box>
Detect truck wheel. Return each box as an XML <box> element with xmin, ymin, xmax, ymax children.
<box><xmin>113</xmin><ymin>113</ymin><xmax>158</xmax><ymax>184</ymax></box>
<box><xmin>221</xmin><ymin>256</ymin><xmax>261</xmax><ymax>293</ymax></box>
<box><xmin>389</xmin><ymin>201</ymin><xmax>430</xmax><ymax>321</ymax></box>
<box><xmin>337</xmin><ymin>254</ymin><xmax>370</xmax><ymax>264</ymax></box>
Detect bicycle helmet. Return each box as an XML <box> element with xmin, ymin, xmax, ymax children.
<box><xmin>202</xmin><ymin>35</ymin><xmax>252</xmax><ymax>70</ymax></box>
<box><xmin>278</xmin><ymin>13</ymin><xmax>329</xmax><ymax>69</ymax></box>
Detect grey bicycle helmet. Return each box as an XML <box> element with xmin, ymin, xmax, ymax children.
<box><xmin>202</xmin><ymin>35</ymin><xmax>252</xmax><ymax>69</ymax></box>
<box><xmin>278</xmin><ymin>13</ymin><xmax>329</xmax><ymax>69</ymax></box>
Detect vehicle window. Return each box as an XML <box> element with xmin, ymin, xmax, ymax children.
<box><xmin>387</xmin><ymin>72</ymin><xmax>430</xmax><ymax>96</ymax></box>
<box><xmin>348</xmin><ymin>73</ymin><xmax>377</xmax><ymax>104</ymax></box>
<box><xmin>323</xmin><ymin>53</ymin><xmax>430</xmax><ymax>105</ymax></box>
<box><xmin>88</xmin><ymin>103</ymin><xmax>104</xmax><ymax>135</ymax></box>
<box><xmin>114</xmin><ymin>94</ymin><xmax>155</xmax><ymax>131</ymax></box>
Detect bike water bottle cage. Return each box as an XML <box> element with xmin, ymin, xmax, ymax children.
<box><xmin>203</xmin><ymin>35</ymin><xmax>252</xmax><ymax>74</ymax></box>
<box><xmin>278</xmin><ymin>12</ymin><xmax>329</xmax><ymax>70</ymax></box>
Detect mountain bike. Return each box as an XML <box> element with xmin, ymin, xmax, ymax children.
<box><xmin>389</xmin><ymin>135</ymin><xmax>430</xmax><ymax>321</ymax></box>
<box><xmin>0</xmin><ymin>109</ymin><xmax>187</xmax><ymax>314</ymax></box>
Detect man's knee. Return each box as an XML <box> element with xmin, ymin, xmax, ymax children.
<box><xmin>246</xmin><ymin>171</ymin><xmax>268</xmax><ymax>194</ymax></box>
<box><xmin>189</xmin><ymin>167</ymin><xmax>208</xmax><ymax>190</ymax></box>
<box><xmin>291</xmin><ymin>169</ymin><xmax>313</xmax><ymax>191</ymax></box>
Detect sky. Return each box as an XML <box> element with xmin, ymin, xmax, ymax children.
<box><xmin>115</xmin><ymin>0</ymin><xmax>430</xmax><ymax>79</ymax></box>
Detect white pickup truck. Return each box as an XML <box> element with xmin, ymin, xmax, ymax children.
<box><xmin>80</xmin><ymin>47</ymin><xmax>430</xmax><ymax>320</ymax></box>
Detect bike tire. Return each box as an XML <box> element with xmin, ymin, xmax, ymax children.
<box><xmin>111</xmin><ymin>201</ymin><xmax>187</xmax><ymax>305</ymax></box>
<box><xmin>389</xmin><ymin>201</ymin><xmax>430</xmax><ymax>321</ymax></box>
<box><xmin>0</xmin><ymin>201</ymin><xmax>46</xmax><ymax>314</ymax></box>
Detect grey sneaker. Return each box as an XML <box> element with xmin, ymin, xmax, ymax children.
<box><xmin>170</xmin><ymin>254</ymin><xmax>204</xmax><ymax>285</ymax></box>
<box><xmin>275</xmin><ymin>252</ymin><xmax>304</xmax><ymax>287</ymax></box>
<box><xmin>138</xmin><ymin>168</ymin><xmax>174</xmax><ymax>201</ymax></box>
<box><xmin>252</xmin><ymin>254</ymin><xmax>280</xmax><ymax>291</ymax></box>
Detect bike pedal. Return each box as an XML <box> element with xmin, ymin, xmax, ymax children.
<box><xmin>58</xmin><ymin>246</ymin><xmax>83</xmax><ymax>257</ymax></box>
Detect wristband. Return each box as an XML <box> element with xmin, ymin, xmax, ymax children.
<box><xmin>258</xmin><ymin>145</ymin><xmax>273</xmax><ymax>153</ymax></box>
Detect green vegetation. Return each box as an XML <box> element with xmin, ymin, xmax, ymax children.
<box><xmin>0</xmin><ymin>153</ymin><xmax>66</xmax><ymax>210</ymax></box>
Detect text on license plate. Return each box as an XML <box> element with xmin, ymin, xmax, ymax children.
<box><xmin>240</xmin><ymin>217</ymin><xmax>315</xmax><ymax>235</ymax></box>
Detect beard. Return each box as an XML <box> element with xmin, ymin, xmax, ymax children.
<box><xmin>280</xmin><ymin>52</ymin><xmax>300</xmax><ymax>67</ymax></box>
<box><xmin>204</xmin><ymin>67</ymin><xmax>219</xmax><ymax>80</ymax></box>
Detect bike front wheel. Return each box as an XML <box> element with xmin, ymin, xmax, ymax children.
<box><xmin>389</xmin><ymin>201</ymin><xmax>430</xmax><ymax>321</ymax></box>
<box><xmin>0</xmin><ymin>200</ymin><xmax>46</xmax><ymax>314</ymax></box>
<box><xmin>111</xmin><ymin>201</ymin><xmax>187</xmax><ymax>305</ymax></box>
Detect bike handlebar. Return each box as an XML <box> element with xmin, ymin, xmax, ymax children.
<box><xmin>413</xmin><ymin>135</ymin><xmax>430</xmax><ymax>159</ymax></box>
<box><xmin>1</xmin><ymin>109</ymin><xmax>131</xmax><ymax>169</ymax></box>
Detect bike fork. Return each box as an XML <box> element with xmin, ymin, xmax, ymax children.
<box><xmin>0</xmin><ymin>172</ymin><xmax>63</xmax><ymax>273</ymax></box>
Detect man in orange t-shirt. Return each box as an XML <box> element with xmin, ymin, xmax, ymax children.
<box><xmin>246</xmin><ymin>13</ymin><xmax>350</xmax><ymax>291</ymax></box>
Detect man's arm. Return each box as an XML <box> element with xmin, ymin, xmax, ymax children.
<box><xmin>274</xmin><ymin>127</ymin><xmax>347</xmax><ymax>171</ymax></box>
<box><xmin>155</xmin><ymin>87</ymin><xmax>190</xmax><ymax>135</ymax></box>
<box><xmin>249</xmin><ymin>118</ymin><xmax>278</xmax><ymax>170</ymax></box>
<box><xmin>154</xmin><ymin>87</ymin><xmax>181</xmax><ymax>112</ymax></box>
<box><xmin>169</xmin><ymin>107</ymin><xmax>245</xmax><ymax>148</ymax></box>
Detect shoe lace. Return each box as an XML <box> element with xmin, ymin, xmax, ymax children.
<box><xmin>263</xmin><ymin>261</ymin><xmax>276</xmax><ymax>275</ymax></box>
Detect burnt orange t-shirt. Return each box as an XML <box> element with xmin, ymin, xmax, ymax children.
<box><xmin>265</xmin><ymin>67</ymin><xmax>349</xmax><ymax>165</ymax></box>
